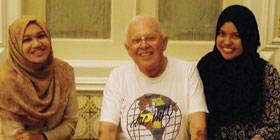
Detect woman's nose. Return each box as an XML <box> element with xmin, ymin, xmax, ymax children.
<box><xmin>32</xmin><ymin>39</ymin><xmax>42</xmax><ymax>48</ymax></box>
<box><xmin>224</xmin><ymin>36</ymin><xmax>233</xmax><ymax>46</ymax></box>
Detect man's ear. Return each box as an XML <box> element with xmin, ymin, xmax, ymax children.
<box><xmin>124</xmin><ymin>43</ymin><xmax>129</xmax><ymax>51</ymax></box>
<box><xmin>161</xmin><ymin>35</ymin><xmax>168</xmax><ymax>51</ymax></box>
<box><xmin>124</xmin><ymin>43</ymin><xmax>132</xmax><ymax>57</ymax></box>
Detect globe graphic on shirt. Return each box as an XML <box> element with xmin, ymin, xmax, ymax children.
<box><xmin>127</xmin><ymin>93</ymin><xmax>182</xmax><ymax>140</ymax></box>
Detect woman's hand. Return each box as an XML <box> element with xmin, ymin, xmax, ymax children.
<box><xmin>13</xmin><ymin>130</ymin><xmax>45</xmax><ymax>140</ymax></box>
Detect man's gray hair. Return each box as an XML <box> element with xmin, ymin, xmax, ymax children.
<box><xmin>125</xmin><ymin>15</ymin><xmax>165</xmax><ymax>42</ymax></box>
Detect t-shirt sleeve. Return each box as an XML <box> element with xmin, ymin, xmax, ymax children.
<box><xmin>100</xmin><ymin>69</ymin><xmax>123</xmax><ymax>125</ymax></box>
<box><xmin>188</xmin><ymin>64</ymin><xmax>209</xmax><ymax>115</ymax></box>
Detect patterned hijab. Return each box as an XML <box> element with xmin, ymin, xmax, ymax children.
<box><xmin>0</xmin><ymin>16</ymin><xmax>70</xmax><ymax>126</ymax></box>
<box><xmin>197</xmin><ymin>5</ymin><xmax>266</xmax><ymax>125</ymax></box>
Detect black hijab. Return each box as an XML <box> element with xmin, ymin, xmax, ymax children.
<box><xmin>197</xmin><ymin>5</ymin><xmax>266</xmax><ymax>126</ymax></box>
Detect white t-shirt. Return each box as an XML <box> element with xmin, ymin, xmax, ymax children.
<box><xmin>100</xmin><ymin>57</ymin><xmax>208</xmax><ymax>140</ymax></box>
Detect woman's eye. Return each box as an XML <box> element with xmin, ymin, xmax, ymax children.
<box><xmin>233</xmin><ymin>33</ymin><xmax>240</xmax><ymax>38</ymax></box>
<box><xmin>218</xmin><ymin>31</ymin><xmax>225</xmax><ymax>36</ymax></box>
<box><xmin>38</xmin><ymin>34</ymin><xmax>46</xmax><ymax>39</ymax></box>
<box><xmin>23</xmin><ymin>38</ymin><xmax>31</xmax><ymax>43</ymax></box>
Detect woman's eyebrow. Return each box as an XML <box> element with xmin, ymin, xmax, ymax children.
<box><xmin>23</xmin><ymin>31</ymin><xmax>45</xmax><ymax>37</ymax></box>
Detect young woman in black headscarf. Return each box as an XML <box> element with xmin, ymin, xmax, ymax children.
<box><xmin>197</xmin><ymin>5</ymin><xmax>280</xmax><ymax>140</ymax></box>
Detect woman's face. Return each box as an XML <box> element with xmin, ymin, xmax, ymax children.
<box><xmin>216</xmin><ymin>22</ymin><xmax>243</xmax><ymax>60</ymax></box>
<box><xmin>22</xmin><ymin>23</ymin><xmax>51</xmax><ymax>65</ymax></box>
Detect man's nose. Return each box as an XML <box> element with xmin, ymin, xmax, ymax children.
<box><xmin>139</xmin><ymin>37</ymin><xmax>149</xmax><ymax>49</ymax></box>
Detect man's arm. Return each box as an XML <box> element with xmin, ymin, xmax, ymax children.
<box><xmin>98</xmin><ymin>122</ymin><xmax>118</xmax><ymax>140</ymax></box>
<box><xmin>188</xmin><ymin>112</ymin><xmax>207</xmax><ymax>140</ymax></box>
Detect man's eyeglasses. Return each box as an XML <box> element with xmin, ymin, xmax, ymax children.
<box><xmin>130</xmin><ymin>35</ymin><xmax>161</xmax><ymax>48</ymax></box>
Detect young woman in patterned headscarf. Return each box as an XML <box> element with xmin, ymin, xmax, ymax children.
<box><xmin>0</xmin><ymin>16</ymin><xmax>78</xmax><ymax>140</ymax></box>
<box><xmin>197</xmin><ymin>5</ymin><xmax>280</xmax><ymax>140</ymax></box>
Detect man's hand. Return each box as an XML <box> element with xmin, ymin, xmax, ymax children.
<box><xmin>12</xmin><ymin>130</ymin><xmax>45</xmax><ymax>140</ymax></box>
<box><xmin>189</xmin><ymin>112</ymin><xmax>207</xmax><ymax>140</ymax></box>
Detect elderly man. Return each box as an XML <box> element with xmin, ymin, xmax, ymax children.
<box><xmin>99</xmin><ymin>15</ymin><xmax>208</xmax><ymax>140</ymax></box>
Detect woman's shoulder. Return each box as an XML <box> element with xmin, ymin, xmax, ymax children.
<box><xmin>53</xmin><ymin>58</ymin><xmax>74</xmax><ymax>81</ymax></box>
<box><xmin>53</xmin><ymin>58</ymin><xmax>74</xmax><ymax>71</ymax></box>
<box><xmin>0</xmin><ymin>61</ymin><xmax>21</xmax><ymax>81</ymax></box>
<box><xmin>197</xmin><ymin>52</ymin><xmax>219</xmax><ymax>73</ymax></box>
